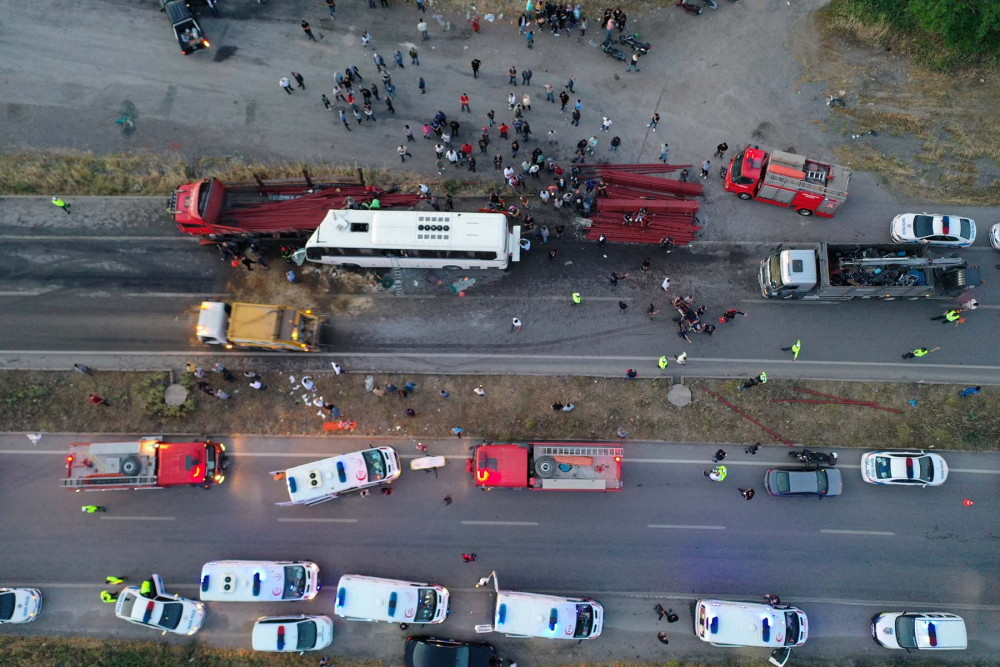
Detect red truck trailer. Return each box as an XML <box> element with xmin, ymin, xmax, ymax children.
<box><xmin>467</xmin><ymin>443</ymin><xmax>623</xmax><ymax>491</ymax></box>
<box><xmin>724</xmin><ymin>145</ymin><xmax>850</xmax><ymax>218</ymax></box>
<box><xmin>61</xmin><ymin>439</ymin><xmax>227</xmax><ymax>491</ymax></box>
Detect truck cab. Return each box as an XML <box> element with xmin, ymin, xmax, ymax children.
<box><xmin>160</xmin><ymin>1</ymin><xmax>209</xmax><ymax>55</ymax></box>
<box><xmin>759</xmin><ymin>249</ymin><xmax>817</xmax><ymax>299</ymax></box>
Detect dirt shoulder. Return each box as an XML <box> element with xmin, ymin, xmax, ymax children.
<box><xmin>1</xmin><ymin>368</ymin><xmax>994</xmax><ymax>450</ymax></box>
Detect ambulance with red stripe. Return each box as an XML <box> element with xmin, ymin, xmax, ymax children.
<box><xmin>273</xmin><ymin>446</ymin><xmax>401</xmax><ymax>506</ymax></box>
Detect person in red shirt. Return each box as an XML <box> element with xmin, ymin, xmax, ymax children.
<box><xmin>460</xmin><ymin>93</ymin><xmax>471</xmax><ymax>112</ymax></box>
<box><xmin>461</xmin><ymin>143</ymin><xmax>473</xmax><ymax>156</ymax></box>
<box><xmin>498</xmin><ymin>123</ymin><xmax>509</xmax><ymax>139</ymax></box>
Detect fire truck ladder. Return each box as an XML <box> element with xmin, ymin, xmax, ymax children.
<box><xmin>533</xmin><ymin>445</ymin><xmax>623</xmax><ymax>459</ymax></box>
<box><xmin>60</xmin><ymin>476</ymin><xmax>159</xmax><ymax>489</ymax></box>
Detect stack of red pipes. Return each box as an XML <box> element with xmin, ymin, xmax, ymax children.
<box><xmin>576</xmin><ymin>164</ymin><xmax>703</xmax><ymax>246</ymax></box>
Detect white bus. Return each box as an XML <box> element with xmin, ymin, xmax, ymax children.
<box><xmin>304</xmin><ymin>210</ymin><xmax>521</xmax><ymax>270</ymax></box>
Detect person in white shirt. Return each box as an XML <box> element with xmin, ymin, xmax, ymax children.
<box><xmin>539</xmin><ymin>189</ymin><xmax>550</xmax><ymax>203</ymax></box>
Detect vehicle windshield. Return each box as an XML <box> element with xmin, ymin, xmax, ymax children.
<box><xmin>573</xmin><ymin>603</ymin><xmax>595</xmax><ymax>638</ymax></box>
<box><xmin>960</xmin><ymin>219</ymin><xmax>973</xmax><ymax>238</ymax></box>
<box><xmin>895</xmin><ymin>615</ymin><xmax>918</xmax><ymax>649</ymax></box>
<box><xmin>413</xmin><ymin>642</ymin><xmax>470</xmax><ymax>667</ymax></box>
<box><xmin>296</xmin><ymin>620</ymin><xmax>318</xmax><ymax>650</ymax></box>
<box><xmin>775</xmin><ymin>472</ymin><xmax>790</xmax><ymax>494</ymax></box>
<box><xmin>916</xmin><ymin>456</ymin><xmax>934</xmax><ymax>482</ymax></box>
<box><xmin>204</xmin><ymin>444</ymin><xmax>216</xmax><ymax>481</ymax></box>
<box><xmin>157</xmin><ymin>602</ymin><xmax>183</xmax><ymax>630</ymax></box>
<box><xmin>784</xmin><ymin>612</ymin><xmax>800</xmax><ymax>646</ymax></box>
<box><xmin>816</xmin><ymin>470</ymin><xmax>828</xmax><ymax>494</ymax></box>
<box><xmin>362</xmin><ymin>449</ymin><xmax>388</xmax><ymax>481</ymax></box>
<box><xmin>729</xmin><ymin>151</ymin><xmax>744</xmax><ymax>181</ymax></box>
<box><xmin>282</xmin><ymin>566</ymin><xmax>307</xmax><ymax>599</ymax></box>
<box><xmin>414</xmin><ymin>588</ymin><xmax>439</xmax><ymax>623</ymax></box>
<box><xmin>874</xmin><ymin>456</ymin><xmax>892</xmax><ymax>479</ymax></box>
<box><xmin>767</xmin><ymin>254</ymin><xmax>785</xmax><ymax>289</ymax></box>
<box><xmin>913</xmin><ymin>215</ymin><xmax>934</xmax><ymax>238</ymax></box>
<box><xmin>0</xmin><ymin>592</ymin><xmax>14</xmax><ymax>621</ymax></box>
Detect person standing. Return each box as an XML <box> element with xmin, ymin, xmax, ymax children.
<box><xmin>416</xmin><ymin>0</ymin><xmax>426</xmax><ymax>11</ymax></box>
<box><xmin>522</xmin><ymin>68</ymin><xmax>532</xmax><ymax>86</ymax></box>
<box><xmin>88</xmin><ymin>393</ymin><xmax>110</xmax><ymax>407</ymax></box>
<box><xmin>780</xmin><ymin>339</ymin><xmax>802</xmax><ymax>361</ymax></box>
<box><xmin>291</xmin><ymin>72</ymin><xmax>305</xmax><ymax>89</ymax></box>
<box><xmin>460</xmin><ymin>93</ymin><xmax>471</xmax><ymax>112</ymax></box>
<box><xmin>418</xmin><ymin>77</ymin><xmax>426</xmax><ymax>94</ymax></box>
<box><xmin>418</xmin><ymin>19</ymin><xmax>429</xmax><ymax>40</ymax></box>
<box><xmin>326</xmin><ymin>0</ymin><xmax>336</xmax><ymax>17</ymax></box>
<box><xmin>659</xmin><ymin>143</ymin><xmax>670</xmax><ymax>164</ymax></box>
<box><xmin>745</xmin><ymin>442</ymin><xmax>761</xmax><ymax>455</ymax></box>
<box><xmin>544</xmin><ymin>82</ymin><xmax>555</xmax><ymax>103</ymax></box>
<box><xmin>648</xmin><ymin>113</ymin><xmax>660</xmax><ymax>132</ymax></box>
<box><xmin>738</xmin><ymin>488</ymin><xmax>755</xmax><ymax>500</ymax></box>
<box><xmin>471</xmin><ymin>58</ymin><xmax>481</xmax><ymax>78</ymax></box>
<box><xmin>279</xmin><ymin>77</ymin><xmax>294</xmax><ymax>94</ymax></box>
<box><xmin>363</xmin><ymin>103</ymin><xmax>376</xmax><ymax>122</ymax></box>
<box><xmin>409</xmin><ymin>46</ymin><xmax>420</xmax><ymax>65</ymax></box>
<box><xmin>610</xmin><ymin>136</ymin><xmax>621</xmax><ymax>152</ymax></box>
<box><xmin>397</xmin><ymin>145</ymin><xmax>412</xmax><ymax>162</ymax></box>
<box><xmin>301</xmin><ymin>20</ymin><xmax>316</xmax><ymax>41</ymax></box>
<box><xmin>510</xmin><ymin>317</ymin><xmax>523</xmax><ymax>333</ymax></box>
<box><xmin>51</xmin><ymin>196</ymin><xmax>71</xmax><ymax>214</ymax></box>
<box><xmin>713</xmin><ymin>449</ymin><xmax>727</xmax><ymax>462</ymax></box>
<box><xmin>320</xmin><ymin>94</ymin><xmax>331</xmax><ymax>110</ymax></box>
<box><xmin>626</xmin><ymin>53</ymin><xmax>640</xmax><ymax>72</ymax></box>
<box><xmin>701</xmin><ymin>160</ymin><xmax>711</xmax><ymax>178</ymax></box>
<box><xmin>393</xmin><ymin>49</ymin><xmax>405</xmax><ymax>68</ymax></box>
<box><xmin>721</xmin><ymin>308</ymin><xmax>746</xmax><ymax>323</ymax></box>
<box><xmin>715</xmin><ymin>142</ymin><xmax>729</xmax><ymax>158</ymax></box>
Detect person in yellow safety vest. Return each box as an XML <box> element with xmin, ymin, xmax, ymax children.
<box><xmin>572</xmin><ymin>292</ymin><xmax>581</xmax><ymax>305</ymax></box>
<box><xmin>140</xmin><ymin>580</ymin><xmax>154</xmax><ymax>597</ymax></box>
<box><xmin>106</xmin><ymin>575</ymin><xmax>126</xmax><ymax>585</ymax></box>
<box><xmin>903</xmin><ymin>347</ymin><xmax>928</xmax><ymax>359</ymax></box>
<box><xmin>781</xmin><ymin>339</ymin><xmax>801</xmax><ymax>361</ymax></box>
<box><xmin>81</xmin><ymin>505</ymin><xmax>104</xmax><ymax>513</ymax></box>
<box><xmin>100</xmin><ymin>590</ymin><xmax>118</xmax><ymax>603</ymax></box>
<box><xmin>759</xmin><ymin>371</ymin><xmax>767</xmax><ymax>384</ymax></box>
<box><xmin>705</xmin><ymin>465</ymin><xmax>727</xmax><ymax>482</ymax></box>
<box><xmin>931</xmin><ymin>309</ymin><xmax>962</xmax><ymax>323</ymax></box>
<box><xmin>658</xmin><ymin>356</ymin><xmax>669</xmax><ymax>369</ymax></box>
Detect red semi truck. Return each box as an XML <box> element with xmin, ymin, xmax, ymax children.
<box><xmin>723</xmin><ymin>145</ymin><xmax>850</xmax><ymax>218</ymax></box>
<box><xmin>467</xmin><ymin>443</ymin><xmax>623</xmax><ymax>491</ymax></box>
<box><xmin>61</xmin><ymin>439</ymin><xmax>228</xmax><ymax>491</ymax></box>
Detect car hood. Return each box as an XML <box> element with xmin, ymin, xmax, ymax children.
<box><xmin>873</xmin><ymin>613</ymin><xmax>901</xmax><ymax>648</ymax></box>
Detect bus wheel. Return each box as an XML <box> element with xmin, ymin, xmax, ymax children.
<box><xmin>796</xmin><ymin>208</ymin><xmax>813</xmax><ymax>216</ymax></box>
<box><xmin>738</xmin><ymin>193</ymin><xmax>752</xmax><ymax>201</ymax></box>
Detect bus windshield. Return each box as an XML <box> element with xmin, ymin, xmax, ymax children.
<box><xmin>573</xmin><ymin>603</ymin><xmax>595</xmax><ymax>638</ymax></box>
<box><xmin>362</xmin><ymin>449</ymin><xmax>388</xmax><ymax>481</ymax></box>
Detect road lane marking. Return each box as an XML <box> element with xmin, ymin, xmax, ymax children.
<box><xmin>648</xmin><ymin>524</ymin><xmax>726</xmax><ymax>530</ymax></box>
<box><xmin>99</xmin><ymin>516</ymin><xmax>175</xmax><ymax>521</ymax></box>
<box><xmin>277</xmin><ymin>518</ymin><xmax>358</xmax><ymax>523</ymax></box>
<box><xmin>461</xmin><ymin>521</ymin><xmax>539</xmax><ymax>526</ymax></box>
<box><xmin>821</xmin><ymin>529</ymin><xmax>895</xmax><ymax>536</ymax></box>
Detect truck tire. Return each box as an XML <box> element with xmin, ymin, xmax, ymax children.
<box><xmin>120</xmin><ymin>455</ymin><xmax>142</xmax><ymax>477</ymax></box>
<box><xmin>534</xmin><ymin>456</ymin><xmax>556</xmax><ymax>478</ymax></box>
<box><xmin>796</xmin><ymin>208</ymin><xmax>813</xmax><ymax>216</ymax></box>
<box><xmin>738</xmin><ymin>193</ymin><xmax>752</xmax><ymax>200</ymax></box>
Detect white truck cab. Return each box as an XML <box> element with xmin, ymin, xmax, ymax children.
<box><xmin>200</xmin><ymin>561</ymin><xmax>320</xmax><ymax>602</ymax></box>
<box><xmin>335</xmin><ymin>575</ymin><xmax>449</xmax><ymax>624</ymax></box>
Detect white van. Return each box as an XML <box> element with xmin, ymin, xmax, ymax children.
<box><xmin>274</xmin><ymin>447</ymin><xmax>401</xmax><ymax>506</ymax></box>
<box><xmin>335</xmin><ymin>575</ymin><xmax>449</xmax><ymax>624</ymax></box>
<box><xmin>696</xmin><ymin>599</ymin><xmax>808</xmax><ymax>648</ymax></box>
<box><xmin>492</xmin><ymin>591</ymin><xmax>603</xmax><ymax>639</ymax></box>
<box><xmin>200</xmin><ymin>561</ymin><xmax>320</xmax><ymax>602</ymax></box>
<box><xmin>872</xmin><ymin>612</ymin><xmax>967</xmax><ymax>650</ymax></box>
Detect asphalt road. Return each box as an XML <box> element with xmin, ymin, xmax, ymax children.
<box><xmin>1</xmin><ymin>434</ymin><xmax>998</xmax><ymax>662</ymax></box>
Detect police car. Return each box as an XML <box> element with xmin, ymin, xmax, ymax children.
<box><xmin>989</xmin><ymin>223</ymin><xmax>1000</xmax><ymax>251</ymax></box>
<box><xmin>0</xmin><ymin>587</ymin><xmax>42</xmax><ymax>624</ymax></box>
<box><xmin>861</xmin><ymin>451</ymin><xmax>948</xmax><ymax>487</ymax></box>
<box><xmin>872</xmin><ymin>612</ymin><xmax>967</xmax><ymax>650</ymax></box>
<box><xmin>252</xmin><ymin>614</ymin><xmax>334</xmax><ymax>652</ymax></box>
<box><xmin>890</xmin><ymin>213</ymin><xmax>976</xmax><ymax>247</ymax></box>
<box><xmin>115</xmin><ymin>576</ymin><xmax>206</xmax><ymax>635</ymax></box>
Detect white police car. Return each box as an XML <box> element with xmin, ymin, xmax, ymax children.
<box><xmin>989</xmin><ymin>223</ymin><xmax>1000</xmax><ymax>250</ymax></box>
<box><xmin>872</xmin><ymin>612</ymin><xmax>967</xmax><ymax>650</ymax></box>
<box><xmin>890</xmin><ymin>213</ymin><xmax>976</xmax><ymax>247</ymax></box>
<box><xmin>861</xmin><ymin>451</ymin><xmax>948</xmax><ymax>487</ymax></box>
<box><xmin>0</xmin><ymin>587</ymin><xmax>42</xmax><ymax>624</ymax></box>
<box><xmin>115</xmin><ymin>576</ymin><xmax>206</xmax><ymax>635</ymax></box>
<box><xmin>252</xmin><ymin>614</ymin><xmax>334</xmax><ymax>652</ymax></box>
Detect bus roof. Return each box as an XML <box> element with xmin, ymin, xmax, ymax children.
<box><xmin>309</xmin><ymin>210</ymin><xmax>508</xmax><ymax>252</ymax></box>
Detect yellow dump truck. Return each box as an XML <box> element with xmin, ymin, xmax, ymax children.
<box><xmin>196</xmin><ymin>302</ymin><xmax>321</xmax><ymax>352</ymax></box>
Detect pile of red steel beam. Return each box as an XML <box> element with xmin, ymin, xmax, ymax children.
<box><xmin>577</xmin><ymin>164</ymin><xmax>702</xmax><ymax>245</ymax></box>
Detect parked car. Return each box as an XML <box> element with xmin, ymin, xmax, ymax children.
<box><xmin>764</xmin><ymin>467</ymin><xmax>842</xmax><ymax>497</ymax></box>
<box><xmin>115</xmin><ymin>577</ymin><xmax>206</xmax><ymax>636</ymax></box>
<box><xmin>890</xmin><ymin>213</ymin><xmax>975</xmax><ymax>247</ymax></box>
<box><xmin>989</xmin><ymin>223</ymin><xmax>1000</xmax><ymax>250</ymax></box>
<box><xmin>405</xmin><ymin>637</ymin><xmax>497</xmax><ymax>667</ymax></box>
<box><xmin>0</xmin><ymin>588</ymin><xmax>41</xmax><ymax>624</ymax></box>
<box><xmin>872</xmin><ymin>612</ymin><xmax>967</xmax><ymax>650</ymax></box>
<box><xmin>861</xmin><ymin>451</ymin><xmax>948</xmax><ymax>487</ymax></box>
<box><xmin>252</xmin><ymin>615</ymin><xmax>334</xmax><ymax>652</ymax></box>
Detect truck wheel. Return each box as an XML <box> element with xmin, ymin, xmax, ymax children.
<box><xmin>738</xmin><ymin>193</ymin><xmax>752</xmax><ymax>201</ymax></box>
<box><xmin>796</xmin><ymin>208</ymin><xmax>813</xmax><ymax>216</ymax></box>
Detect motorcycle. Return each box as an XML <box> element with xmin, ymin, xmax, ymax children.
<box><xmin>618</xmin><ymin>33</ymin><xmax>651</xmax><ymax>55</ymax></box>
<box><xmin>702</xmin><ymin>0</ymin><xmax>718</xmax><ymax>8</ymax></box>
<box><xmin>600</xmin><ymin>39</ymin><xmax>627</xmax><ymax>62</ymax></box>
<box><xmin>788</xmin><ymin>449</ymin><xmax>838</xmax><ymax>466</ymax></box>
<box><xmin>676</xmin><ymin>0</ymin><xmax>703</xmax><ymax>15</ymax></box>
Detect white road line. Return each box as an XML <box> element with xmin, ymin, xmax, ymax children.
<box><xmin>648</xmin><ymin>524</ymin><xmax>726</xmax><ymax>530</ymax></box>
<box><xmin>99</xmin><ymin>516</ymin><xmax>175</xmax><ymax>521</ymax></box>
<box><xmin>461</xmin><ymin>520</ymin><xmax>539</xmax><ymax>526</ymax></box>
<box><xmin>821</xmin><ymin>529</ymin><xmax>895</xmax><ymax>536</ymax></box>
<box><xmin>277</xmin><ymin>518</ymin><xmax>358</xmax><ymax>524</ymax></box>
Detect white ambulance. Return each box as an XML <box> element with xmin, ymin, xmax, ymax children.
<box><xmin>273</xmin><ymin>447</ymin><xmax>401</xmax><ymax>506</ymax></box>
<box><xmin>491</xmin><ymin>590</ymin><xmax>603</xmax><ymax>639</ymax></box>
<box><xmin>335</xmin><ymin>575</ymin><xmax>450</xmax><ymax>624</ymax></box>
<box><xmin>199</xmin><ymin>561</ymin><xmax>320</xmax><ymax>602</ymax></box>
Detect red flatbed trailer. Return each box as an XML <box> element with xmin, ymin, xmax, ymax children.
<box><xmin>467</xmin><ymin>443</ymin><xmax>623</xmax><ymax>491</ymax></box>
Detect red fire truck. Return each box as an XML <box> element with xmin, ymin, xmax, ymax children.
<box><xmin>61</xmin><ymin>439</ymin><xmax>227</xmax><ymax>491</ymax></box>
<box><xmin>467</xmin><ymin>443</ymin><xmax>623</xmax><ymax>491</ymax></box>
<box><xmin>723</xmin><ymin>145</ymin><xmax>851</xmax><ymax>218</ymax></box>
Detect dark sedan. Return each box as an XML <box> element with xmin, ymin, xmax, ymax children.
<box><xmin>405</xmin><ymin>637</ymin><xmax>497</xmax><ymax>667</ymax></box>
<box><xmin>764</xmin><ymin>467</ymin><xmax>843</xmax><ymax>497</ymax></box>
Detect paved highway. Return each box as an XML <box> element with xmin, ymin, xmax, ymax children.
<box><xmin>2</xmin><ymin>434</ymin><xmax>998</xmax><ymax>662</ymax></box>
